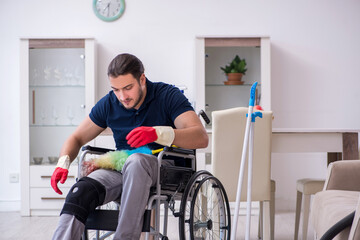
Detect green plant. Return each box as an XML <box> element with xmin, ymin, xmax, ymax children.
<box><xmin>220</xmin><ymin>55</ymin><xmax>247</xmax><ymax>75</ymax></box>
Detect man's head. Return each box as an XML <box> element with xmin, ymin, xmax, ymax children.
<box><xmin>108</xmin><ymin>54</ymin><xmax>147</xmax><ymax>110</ymax></box>
<box><xmin>107</xmin><ymin>53</ymin><xmax>145</xmax><ymax>81</ymax></box>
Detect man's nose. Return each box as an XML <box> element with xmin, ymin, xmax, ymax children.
<box><xmin>118</xmin><ymin>90</ymin><xmax>128</xmax><ymax>100</ymax></box>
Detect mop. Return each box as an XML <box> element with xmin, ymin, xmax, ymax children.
<box><xmin>230</xmin><ymin>82</ymin><xmax>263</xmax><ymax>240</ymax></box>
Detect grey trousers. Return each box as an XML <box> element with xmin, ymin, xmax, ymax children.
<box><xmin>52</xmin><ymin>153</ymin><xmax>170</xmax><ymax>240</ymax></box>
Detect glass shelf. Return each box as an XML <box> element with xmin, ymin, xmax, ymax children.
<box><xmin>29</xmin><ymin>85</ymin><xmax>85</xmax><ymax>88</ymax></box>
<box><xmin>30</xmin><ymin>124</ymin><xmax>78</xmax><ymax>127</ymax></box>
<box><xmin>206</xmin><ymin>83</ymin><xmax>261</xmax><ymax>86</ymax></box>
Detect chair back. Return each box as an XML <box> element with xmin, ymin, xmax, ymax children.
<box><xmin>211</xmin><ymin>107</ymin><xmax>272</xmax><ymax>202</ymax></box>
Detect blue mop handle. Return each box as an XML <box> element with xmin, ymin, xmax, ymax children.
<box><xmin>249</xmin><ymin>82</ymin><xmax>258</xmax><ymax>107</ymax></box>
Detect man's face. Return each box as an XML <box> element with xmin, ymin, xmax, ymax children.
<box><xmin>109</xmin><ymin>73</ymin><xmax>146</xmax><ymax>110</ymax></box>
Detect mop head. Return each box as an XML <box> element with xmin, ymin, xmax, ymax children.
<box><xmin>81</xmin><ymin>146</ymin><xmax>152</xmax><ymax>176</ymax></box>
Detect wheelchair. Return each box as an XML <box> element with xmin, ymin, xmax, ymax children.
<box><xmin>78</xmin><ymin>145</ymin><xmax>231</xmax><ymax>240</ymax></box>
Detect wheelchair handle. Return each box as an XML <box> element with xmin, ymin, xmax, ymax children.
<box><xmin>198</xmin><ymin>110</ymin><xmax>210</xmax><ymax>125</ymax></box>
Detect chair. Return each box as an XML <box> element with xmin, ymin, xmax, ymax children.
<box><xmin>211</xmin><ymin>107</ymin><xmax>274</xmax><ymax>240</ymax></box>
<box><xmin>294</xmin><ymin>178</ymin><xmax>325</xmax><ymax>240</ymax></box>
<box><xmin>78</xmin><ymin>145</ymin><xmax>232</xmax><ymax>240</ymax></box>
<box><xmin>310</xmin><ymin>160</ymin><xmax>360</xmax><ymax>240</ymax></box>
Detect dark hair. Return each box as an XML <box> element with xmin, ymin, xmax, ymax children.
<box><xmin>107</xmin><ymin>53</ymin><xmax>145</xmax><ymax>80</ymax></box>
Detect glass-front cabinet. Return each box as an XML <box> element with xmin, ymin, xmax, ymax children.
<box><xmin>194</xmin><ymin>36</ymin><xmax>271</xmax><ymax>172</ymax></box>
<box><xmin>20</xmin><ymin>39</ymin><xmax>96</xmax><ymax>216</ymax></box>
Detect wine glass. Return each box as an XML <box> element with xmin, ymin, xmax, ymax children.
<box><xmin>67</xmin><ymin>106</ymin><xmax>74</xmax><ymax>125</ymax></box>
<box><xmin>32</xmin><ymin>68</ymin><xmax>38</xmax><ymax>86</ymax></box>
<box><xmin>40</xmin><ymin>107</ymin><xmax>47</xmax><ymax>125</ymax></box>
<box><xmin>54</xmin><ymin>67</ymin><xmax>62</xmax><ymax>86</ymax></box>
<box><xmin>44</xmin><ymin>66</ymin><xmax>52</xmax><ymax>83</ymax></box>
<box><xmin>52</xmin><ymin>106</ymin><xmax>58</xmax><ymax>125</ymax></box>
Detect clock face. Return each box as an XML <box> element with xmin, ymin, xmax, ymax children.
<box><xmin>93</xmin><ymin>0</ymin><xmax>125</xmax><ymax>22</ymax></box>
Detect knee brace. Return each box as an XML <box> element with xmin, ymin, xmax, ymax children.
<box><xmin>60</xmin><ymin>177</ymin><xmax>106</xmax><ymax>224</ymax></box>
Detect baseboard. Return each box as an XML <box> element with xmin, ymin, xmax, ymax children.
<box><xmin>0</xmin><ymin>200</ymin><xmax>20</xmax><ymax>212</ymax></box>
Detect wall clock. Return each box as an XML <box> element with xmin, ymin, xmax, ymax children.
<box><xmin>93</xmin><ymin>0</ymin><xmax>125</xmax><ymax>22</ymax></box>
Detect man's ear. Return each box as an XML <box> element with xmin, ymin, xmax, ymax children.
<box><xmin>140</xmin><ymin>73</ymin><xmax>146</xmax><ymax>86</ymax></box>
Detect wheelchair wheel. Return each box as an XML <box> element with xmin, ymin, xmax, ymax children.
<box><xmin>180</xmin><ymin>174</ymin><xmax>231</xmax><ymax>240</ymax></box>
<box><xmin>179</xmin><ymin>170</ymin><xmax>212</xmax><ymax>239</ymax></box>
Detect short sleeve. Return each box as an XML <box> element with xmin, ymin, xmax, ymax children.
<box><xmin>89</xmin><ymin>94</ymin><xmax>109</xmax><ymax>128</ymax></box>
<box><xmin>165</xmin><ymin>86</ymin><xmax>194</xmax><ymax>122</ymax></box>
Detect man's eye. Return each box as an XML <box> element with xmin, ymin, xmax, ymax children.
<box><xmin>124</xmin><ymin>86</ymin><xmax>132</xmax><ymax>91</ymax></box>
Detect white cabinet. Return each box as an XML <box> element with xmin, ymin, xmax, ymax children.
<box><xmin>195</xmin><ymin>37</ymin><xmax>271</xmax><ymax>169</ymax></box>
<box><xmin>20</xmin><ymin>38</ymin><xmax>96</xmax><ymax>216</ymax></box>
<box><xmin>29</xmin><ymin>165</ymin><xmax>78</xmax><ymax>216</ymax></box>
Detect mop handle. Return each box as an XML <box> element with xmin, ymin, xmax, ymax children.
<box><xmin>230</xmin><ymin>82</ymin><xmax>258</xmax><ymax>240</ymax></box>
<box><xmin>231</xmin><ymin>107</ymin><xmax>252</xmax><ymax>240</ymax></box>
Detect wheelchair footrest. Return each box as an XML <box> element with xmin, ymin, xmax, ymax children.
<box><xmin>85</xmin><ymin>209</ymin><xmax>119</xmax><ymax>231</ymax></box>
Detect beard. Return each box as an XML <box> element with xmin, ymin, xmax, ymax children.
<box><xmin>121</xmin><ymin>86</ymin><xmax>144</xmax><ymax>110</ymax></box>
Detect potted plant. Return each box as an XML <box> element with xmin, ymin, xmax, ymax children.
<box><xmin>220</xmin><ymin>55</ymin><xmax>247</xmax><ymax>85</ymax></box>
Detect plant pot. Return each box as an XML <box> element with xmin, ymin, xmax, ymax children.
<box><xmin>224</xmin><ymin>73</ymin><xmax>244</xmax><ymax>85</ymax></box>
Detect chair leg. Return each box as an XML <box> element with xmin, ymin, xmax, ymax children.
<box><xmin>258</xmin><ymin>201</ymin><xmax>263</xmax><ymax>239</ymax></box>
<box><xmin>262</xmin><ymin>201</ymin><xmax>271</xmax><ymax>240</ymax></box>
<box><xmin>294</xmin><ymin>190</ymin><xmax>302</xmax><ymax>240</ymax></box>
<box><xmin>270</xmin><ymin>188</ymin><xmax>275</xmax><ymax>240</ymax></box>
<box><xmin>302</xmin><ymin>194</ymin><xmax>311</xmax><ymax>240</ymax></box>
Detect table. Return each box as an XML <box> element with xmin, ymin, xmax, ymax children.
<box><xmin>272</xmin><ymin>129</ymin><xmax>359</xmax><ymax>163</ymax></box>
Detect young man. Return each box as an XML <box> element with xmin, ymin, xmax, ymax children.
<box><xmin>51</xmin><ymin>53</ymin><xmax>208</xmax><ymax>239</ymax></box>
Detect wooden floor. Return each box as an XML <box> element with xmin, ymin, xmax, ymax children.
<box><xmin>0</xmin><ymin>211</ymin><xmax>314</xmax><ymax>240</ymax></box>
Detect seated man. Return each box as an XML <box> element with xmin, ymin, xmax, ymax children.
<box><xmin>51</xmin><ymin>53</ymin><xmax>208</xmax><ymax>240</ymax></box>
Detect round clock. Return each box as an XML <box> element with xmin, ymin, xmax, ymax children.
<box><xmin>93</xmin><ymin>0</ymin><xmax>125</xmax><ymax>22</ymax></box>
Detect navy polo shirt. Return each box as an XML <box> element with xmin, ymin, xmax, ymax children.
<box><xmin>89</xmin><ymin>79</ymin><xmax>194</xmax><ymax>150</ymax></box>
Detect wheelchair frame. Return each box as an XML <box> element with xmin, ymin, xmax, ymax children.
<box><xmin>78</xmin><ymin>145</ymin><xmax>231</xmax><ymax>240</ymax></box>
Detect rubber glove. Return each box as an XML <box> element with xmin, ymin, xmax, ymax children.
<box><xmin>126</xmin><ymin>126</ymin><xmax>175</xmax><ymax>148</ymax></box>
<box><xmin>51</xmin><ymin>155</ymin><xmax>71</xmax><ymax>195</ymax></box>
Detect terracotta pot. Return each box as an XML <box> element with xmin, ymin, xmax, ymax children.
<box><xmin>227</xmin><ymin>73</ymin><xmax>243</xmax><ymax>82</ymax></box>
<box><xmin>224</xmin><ymin>73</ymin><xmax>244</xmax><ymax>85</ymax></box>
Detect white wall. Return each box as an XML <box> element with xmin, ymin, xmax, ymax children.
<box><xmin>1</xmin><ymin>0</ymin><xmax>359</xmax><ymax>211</ymax></box>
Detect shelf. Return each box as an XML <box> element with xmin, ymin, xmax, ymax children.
<box><xmin>29</xmin><ymin>85</ymin><xmax>85</xmax><ymax>88</ymax></box>
<box><xmin>30</xmin><ymin>124</ymin><xmax>78</xmax><ymax>127</ymax></box>
<box><xmin>206</xmin><ymin>83</ymin><xmax>261</xmax><ymax>86</ymax></box>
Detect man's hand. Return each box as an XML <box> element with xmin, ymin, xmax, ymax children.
<box><xmin>126</xmin><ymin>126</ymin><xmax>175</xmax><ymax>148</ymax></box>
<box><xmin>51</xmin><ymin>155</ymin><xmax>71</xmax><ymax>195</ymax></box>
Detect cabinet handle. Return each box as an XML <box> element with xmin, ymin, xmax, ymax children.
<box><xmin>41</xmin><ymin>197</ymin><xmax>66</xmax><ymax>200</ymax></box>
<box><xmin>40</xmin><ymin>176</ymin><xmax>75</xmax><ymax>179</ymax></box>
<box><xmin>32</xmin><ymin>90</ymin><xmax>35</xmax><ymax>124</ymax></box>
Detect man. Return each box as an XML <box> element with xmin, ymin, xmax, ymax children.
<box><xmin>51</xmin><ymin>53</ymin><xmax>208</xmax><ymax>239</ymax></box>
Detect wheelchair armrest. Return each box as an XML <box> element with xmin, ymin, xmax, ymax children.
<box><xmin>81</xmin><ymin>145</ymin><xmax>115</xmax><ymax>154</ymax></box>
<box><xmin>163</xmin><ymin>146</ymin><xmax>195</xmax><ymax>155</ymax></box>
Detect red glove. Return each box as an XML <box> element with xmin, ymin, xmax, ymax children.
<box><xmin>126</xmin><ymin>126</ymin><xmax>158</xmax><ymax>148</ymax></box>
<box><xmin>51</xmin><ymin>167</ymin><xmax>69</xmax><ymax>195</ymax></box>
<box><xmin>50</xmin><ymin>155</ymin><xmax>70</xmax><ymax>195</ymax></box>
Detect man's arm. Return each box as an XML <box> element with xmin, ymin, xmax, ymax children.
<box><xmin>126</xmin><ymin>111</ymin><xmax>208</xmax><ymax>150</ymax></box>
<box><xmin>59</xmin><ymin>116</ymin><xmax>105</xmax><ymax>162</ymax></box>
<box><xmin>51</xmin><ymin>116</ymin><xmax>105</xmax><ymax>194</ymax></box>
<box><xmin>172</xmin><ymin>110</ymin><xmax>208</xmax><ymax>149</ymax></box>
